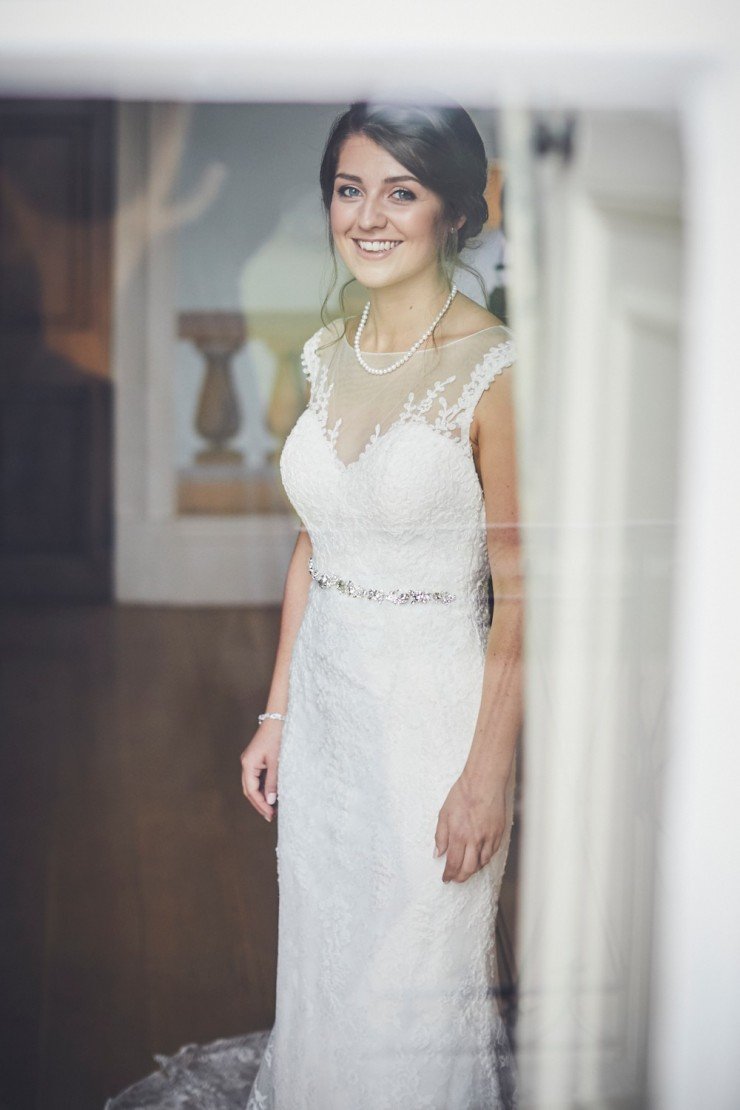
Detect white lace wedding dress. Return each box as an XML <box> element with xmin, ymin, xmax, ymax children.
<box><xmin>245</xmin><ymin>317</ymin><xmax>519</xmax><ymax>1110</ymax></box>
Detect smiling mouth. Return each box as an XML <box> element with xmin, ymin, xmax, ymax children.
<box><xmin>352</xmin><ymin>239</ymin><xmax>402</xmax><ymax>259</ymax></box>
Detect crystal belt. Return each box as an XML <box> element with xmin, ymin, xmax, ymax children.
<box><xmin>308</xmin><ymin>555</ymin><xmax>456</xmax><ymax>605</ymax></box>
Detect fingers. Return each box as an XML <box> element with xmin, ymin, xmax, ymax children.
<box><xmin>264</xmin><ymin>768</ymin><xmax>279</xmax><ymax>809</ymax></box>
<box><xmin>479</xmin><ymin>839</ymin><xmax>495</xmax><ymax>868</ymax></box>
<box><xmin>480</xmin><ymin>828</ymin><xmax>502</xmax><ymax>867</ymax></box>
<box><xmin>241</xmin><ymin>751</ymin><xmax>275</xmax><ymax>822</ymax></box>
<box><xmin>436</xmin><ymin>810</ymin><xmax>485</xmax><ymax>884</ymax></box>
<box><xmin>442</xmin><ymin>837</ymin><xmax>483</xmax><ymax>884</ymax></box>
<box><xmin>433</xmin><ymin>813</ymin><xmax>449</xmax><ymax>860</ymax></box>
<box><xmin>441</xmin><ymin>835</ymin><xmax>469</xmax><ymax>883</ymax></box>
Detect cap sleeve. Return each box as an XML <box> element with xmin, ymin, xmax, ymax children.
<box><xmin>300</xmin><ymin>326</ymin><xmax>325</xmax><ymax>385</ymax></box>
<box><xmin>456</xmin><ymin>332</ymin><xmax>516</xmax><ymax>446</ymax></box>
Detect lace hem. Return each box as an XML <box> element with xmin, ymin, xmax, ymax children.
<box><xmin>105</xmin><ymin>1020</ymin><xmax>518</xmax><ymax>1109</ymax></box>
<box><xmin>104</xmin><ymin>1029</ymin><xmax>270</xmax><ymax>1109</ymax></box>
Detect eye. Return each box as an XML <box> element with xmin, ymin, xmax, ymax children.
<box><xmin>335</xmin><ymin>184</ymin><xmax>416</xmax><ymax>201</ymax></box>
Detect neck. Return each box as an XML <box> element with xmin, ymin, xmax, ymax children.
<box><xmin>361</xmin><ymin>268</ymin><xmax>453</xmax><ymax>351</ymax></box>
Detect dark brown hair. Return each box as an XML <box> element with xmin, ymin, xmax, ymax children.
<box><xmin>318</xmin><ymin>98</ymin><xmax>490</xmax><ymax>346</ymax></box>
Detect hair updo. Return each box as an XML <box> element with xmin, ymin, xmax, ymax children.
<box><xmin>318</xmin><ymin>97</ymin><xmax>490</xmax><ymax>331</ymax></box>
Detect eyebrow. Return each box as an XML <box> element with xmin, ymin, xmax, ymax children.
<box><xmin>334</xmin><ymin>172</ymin><xmax>421</xmax><ymax>185</ymax></box>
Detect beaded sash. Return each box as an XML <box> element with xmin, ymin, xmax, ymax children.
<box><xmin>308</xmin><ymin>555</ymin><xmax>456</xmax><ymax>605</ymax></box>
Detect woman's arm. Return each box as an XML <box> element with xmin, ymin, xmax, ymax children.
<box><xmin>434</xmin><ymin>368</ymin><xmax>525</xmax><ymax>882</ymax></box>
<box><xmin>241</xmin><ymin>525</ymin><xmax>313</xmax><ymax>822</ymax></box>
<box><xmin>262</xmin><ymin>525</ymin><xmax>313</xmax><ymax>720</ymax></box>
<box><xmin>462</xmin><ymin>367</ymin><xmax>524</xmax><ymax>792</ymax></box>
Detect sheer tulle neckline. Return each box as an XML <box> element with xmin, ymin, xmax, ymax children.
<box><xmin>307</xmin><ymin>330</ymin><xmax>516</xmax><ymax>471</ymax></box>
<box><xmin>342</xmin><ymin>323</ymin><xmax>507</xmax><ymax>357</ymax></box>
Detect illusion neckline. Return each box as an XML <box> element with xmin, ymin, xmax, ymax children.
<box><xmin>341</xmin><ymin>322</ymin><xmax>508</xmax><ymax>357</ymax></box>
<box><xmin>306</xmin><ymin>332</ymin><xmax>514</xmax><ymax>479</ymax></box>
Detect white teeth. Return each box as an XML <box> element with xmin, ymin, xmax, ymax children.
<box><xmin>357</xmin><ymin>240</ymin><xmax>400</xmax><ymax>252</ymax></box>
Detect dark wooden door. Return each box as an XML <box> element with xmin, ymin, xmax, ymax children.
<box><xmin>0</xmin><ymin>98</ymin><xmax>114</xmax><ymax>601</ymax></box>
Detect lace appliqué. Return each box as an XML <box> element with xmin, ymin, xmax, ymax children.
<box><xmin>348</xmin><ymin>336</ymin><xmax>515</xmax><ymax>463</ymax></box>
<box><xmin>301</xmin><ymin>328</ymin><xmax>515</xmax><ymax>468</ymax></box>
<box><xmin>433</xmin><ymin>338</ymin><xmax>516</xmax><ymax>450</ymax></box>
<box><xmin>301</xmin><ymin>327</ymin><xmax>342</xmax><ymax>451</ymax></box>
<box><xmin>298</xmin><ymin>328</ymin><xmax>322</xmax><ymax>385</ymax></box>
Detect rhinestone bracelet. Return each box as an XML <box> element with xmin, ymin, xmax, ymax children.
<box><xmin>258</xmin><ymin>711</ymin><xmax>287</xmax><ymax>723</ymax></box>
<box><xmin>308</xmin><ymin>555</ymin><xmax>456</xmax><ymax>605</ymax></box>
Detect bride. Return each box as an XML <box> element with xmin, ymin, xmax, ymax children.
<box><xmin>241</xmin><ymin>97</ymin><xmax>524</xmax><ymax>1109</ymax></box>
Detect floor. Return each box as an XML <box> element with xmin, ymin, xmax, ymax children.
<box><xmin>0</xmin><ymin>602</ymin><xmax>520</xmax><ymax>1110</ymax></box>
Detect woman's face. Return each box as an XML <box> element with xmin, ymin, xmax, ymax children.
<box><xmin>330</xmin><ymin>132</ymin><xmax>450</xmax><ymax>291</ymax></box>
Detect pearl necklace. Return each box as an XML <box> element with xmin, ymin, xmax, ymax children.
<box><xmin>353</xmin><ymin>283</ymin><xmax>458</xmax><ymax>376</ymax></box>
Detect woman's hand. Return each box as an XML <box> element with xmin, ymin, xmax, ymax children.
<box><xmin>433</xmin><ymin>771</ymin><xmax>508</xmax><ymax>883</ymax></box>
<box><xmin>241</xmin><ymin>720</ymin><xmax>282</xmax><ymax>822</ymax></box>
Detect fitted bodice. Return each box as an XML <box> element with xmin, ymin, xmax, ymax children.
<box><xmin>279</xmin><ymin>317</ymin><xmax>516</xmax><ymax>624</ymax></box>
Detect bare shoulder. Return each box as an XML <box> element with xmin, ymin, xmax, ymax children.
<box><xmin>324</xmin><ymin>316</ymin><xmax>349</xmax><ymax>337</ymax></box>
<box><xmin>319</xmin><ymin>316</ymin><xmax>354</xmax><ymax>352</ymax></box>
<box><xmin>443</xmin><ymin>292</ymin><xmax>505</xmax><ymax>341</ymax></box>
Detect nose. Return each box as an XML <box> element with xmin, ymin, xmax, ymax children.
<box><xmin>356</xmin><ymin>194</ymin><xmax>388</xmax><ymax>232</ymax></box>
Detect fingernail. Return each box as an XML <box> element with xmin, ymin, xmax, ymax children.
<box><xmin>433</xmin><ymin>845</ymin><xmax>439</xmax><ymax>858</ymax></box>
<box><xmin>264</xmin><ymin>813</ymin><xmax>271</xmax><ymax>821</ymax></box>
<box><xmin>267</xmin><ymin>792</ymin><xmax>276</xmax><ymax>804</ymax></box>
